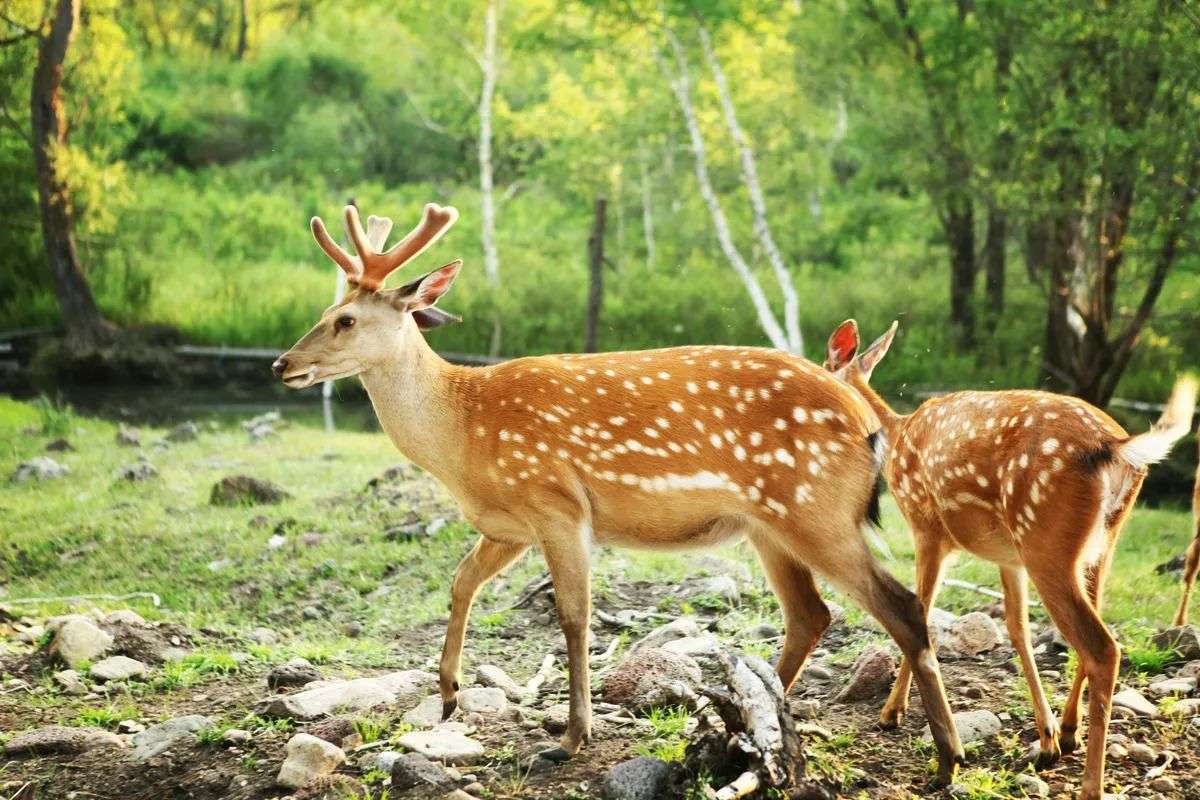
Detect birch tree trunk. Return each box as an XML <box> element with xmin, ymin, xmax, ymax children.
<box><xmin>479</xmin><ymin>0</ymin><xmax>501</xmax><ymax>355</ymax></box>
<box><xmin>698</xmin><ymin>25</ymin><xmax>803</xmax><ymax>356</ymax></box>
<box><xmin>638</xmin><ymin>140</ymin><xmax>655</xmax><ymax>270</ymax></box>
<box><xmin>659</xmin><ymin>29</ymin><xmax>791</xmax><ymax>352</ymax></box>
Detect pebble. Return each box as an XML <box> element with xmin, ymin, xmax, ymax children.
<box><xmin>836</xmin><ymin>646</ymin><xmax>896</xmax><ymax>702</ymax></box>
<box><xmin>1149</xmin><ymin>776</ymin><xmax>1177</xmax><ymax>793</ymax></box>
<box><xmin>276</xmin><ymin>733</ymin><xmax>346</xmax><ymax>789</ymax></box>
<box><xmin>223</xmin><ymin>729</ymin><xmax>252</xmax><ymax>745</ymax></box>
<box><xmin>457</xmin><ymin>687</ymin><xmax>508</xmax><ymax>715</ymax></box>
<box><xmin>1127</xmin><ymin>741</ymin><xmax>1156</xmax><ymax>764</ymax></box>
<box><xmin>1015</xmin><ymin>773</ymin><xmax>1049</xmax><ymax>798</ymax></box>
<box><xmin>1112</xmin><ymin>687</ymin><xmax>1158</xmax><ymax>717</ymax></box>
<box><xmin>395</xmin><ymin>729</ymin><xmax>485</xmax><ymax>764</ymax></box>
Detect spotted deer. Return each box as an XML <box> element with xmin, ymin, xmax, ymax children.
<box><xmin>273</xmin><ymin>203</ymin><xmax>966</xmax><ymax>782</ymax></box>
<box><xmin>1174</xmin><ymin>439</ymin><xmax>1200</xmax><ymax>626</ymax></box>
<box><xmin>824</xmin><ymin>319</ymin><xmax>1197</xmax><ymax>800</ymax></box>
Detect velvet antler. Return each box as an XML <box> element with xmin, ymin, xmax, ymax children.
<box><xmin>310</xmin><ymin>203</ymin><xmax>459</xmax><ymax>291</ymax></box>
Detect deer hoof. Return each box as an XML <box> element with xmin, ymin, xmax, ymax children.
<box><xmin>441</xmin><ymin>697</ymin><xmax>458</xmax><ymax>721</ymax></box>
<box><xmin>1059</xmin><ymin>728</ymin><xmax>1078</xmax><ymax>755</ymax></box>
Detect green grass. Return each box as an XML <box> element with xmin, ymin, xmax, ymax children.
<box><xmin>71</xmin><ymin>705</ymin><xmax>137</xmax><ymax>730</ymax></box>
<box><xmin>633</xmin><ymin>706</ymin><xmax>691</xmax><ymax>762</ymax></box>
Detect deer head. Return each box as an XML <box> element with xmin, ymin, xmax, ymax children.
<box><xmin>273</xmin><ymin>203</ymin><xmax>462</xmax><ymax>389</ymax></box>
<box><xmin>824</xmin><ymin>319</ymin><xmax>898</xmax><ymax>383</ymax></box>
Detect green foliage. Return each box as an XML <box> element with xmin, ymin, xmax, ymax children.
<box><xmin>71</xmin><ymin>705</ymin><xmax>136</xmax><ymax>730</ymax></box>
<box><xmin>32</xmin><ymin>395</ymin><xmax>74</xmax><ymax>438</ymax></box>
<box><xmin>351</xmin><ymin>714</ymin><xmax>389</xmax><ymax>744</ymax></box>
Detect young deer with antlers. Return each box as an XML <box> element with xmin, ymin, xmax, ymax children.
<box><xmin>824</xmin><ymin>319</ymin><xmax>1197</xmax><ymax>800</ymax></box>
<box><xmin>274</xmin><ymin>203</ymin><xmax>966</xmax><ymax>782</ymax></box>
<box><xmin>1174</xmin><ymin>440</ymin><xmax>1200</xmax><ymax>626</ymax></box>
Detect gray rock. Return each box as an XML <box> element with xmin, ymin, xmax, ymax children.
<box><xmin>223</xmin><ymin>728</ymin><xmax>252</xmax><ymax>744</ymax></box>
<box><xmin>601</xmin><ymin>648</ymin><xmax>702</xmax><ymax>712</ymax></box>
<box><xmin>476</xmin><ymin>664</ymin><xmax>526</xmax><ymax>702</ymax></box>
<box><xmin>837</xmin><ymin>646</ymin><xmax>896</xmax><ymax>702</ymax></box>
<box><xmin>4</xmin><ymin>725</ymin><xmax>122</xmax><ymax>756</ymax></box>
<box><xmin>457</xmin><ymin>686</ymin><xmax>507</xmax><ymax>715</ymax></box>
<box><xmin>924</xmin><ymin>709</ymin><xmax>1002</xmax><ymax>745</ymax></box>
<box><xmin>391</xmin><ymin>751</ymin><xmax>456</xmax><ymax>791</ymax></box>
<box><xmin>632</xmin><ymin>617</ymin><xmax>702</xmax><ymax>651</ymax></box>
<box><xmin>15</xmin><ymin>624</ymin><xmax>45</xmax><ymax>644</ymax></box>
<box><xmin>210</xmin><ymin>475</ymin><xmax>290</xmax><ymax>506</ymax></box>
<box><xmin>118</xmin><ymin>720</ymin><xmax>145</xmax><ymax>734</ymax></box>
<box><xmin>48</xmin><ymin>616</ymin><xmax>113</xmax><ymax>668</ymax></box>
<box><xmin>1152</xmin><ymin>625</ymin><xmax>1200</xmax><ymax>661</ymax></box>
<box><xmin>1107</xmin><ymin>742</ymin><xmax>1128</xmax><ymax>760</ymax></box>
<box><xmin>791</xmin><ymin>698</ymin><xmax>821</xmax><ymax>719</ymax></box>
<box><xmin>263</xmin><ymin>670</ymin><xmax>436</xmax><ymax>720</ymax></box>
<box><xmin>1015</xmin><ymin>773</ymin><xmax>1049</xmax><ymax>797</ymax></box>
<box><xmin>395</xmin><ymin>729</ymin><xmax>485</xmax><ymax>765</ymax></box>
<box><xmin>102</xmin><ymin>609</ymin><xmax>146</xmax><ymax>626</ymax></box>
<box><xmin>403</xmin><ymin>694</ymin><xmax>446</xmax><ymax>728</ymax></box>
<box><xmin>373</xmin><ymin>749</ymin><xmax>402</xmax><ymax>773</ymax></box>
<box><xmin>266</xmin><ymin>658</ymin><xmax>322</xmax><ymax>690</ymax></box>
<box><xmin>677</xmin><ymin>575</ymin><xmax>739</xmax><ymax>605</ymax></box>
<box><xmin>745</xmin><ymin>623</ymin><xmax>778</xmax><ymax>640</ymax></box>
<box><xmin>1148</xmin><ymin>676</ymin><xmax>1196</xmax><ymax>697</ymax></box>
<box><xmin>116</xmin><ymin>425</ymin><xmax>141</xmax><ymax>447</ymax></box>
<box><xmin>1168</xmin><ymin>698</ymin><xmax>1200</xmax><ymax>717</ymax></box>
<box><xmin>541</xmin><ymin>703</ymin><xmax>569</xmax><ymax>734</ymax></box>
<box><xmin>52</xmin><ymin>669</ymin><xmax>86</xmax><ymax>695</ymax></box>
<box><xmin>660</xmin><ymin>634</ymin><xmax>722</xmax><ymax>657</ymax></box>
<box><xmin>10</xmin><ymin>457</ymin><xmax>67</xmax><ymax>482</ymax></box>
<box><xmin>164</xmin><ymin>421</ymin><xmax>199</xmax><ymax>443</ymax></box>
<box><xmin>1149</xmin><ymin>776</ymin><xmax>1177</xmax><ymax>793</ymax></box>
<box><xmin>246</xmin><ymin>627</ymin><xmax>278</xmax><ymax>645</ymax></box>
<box><xmin>131</xmin><ymin>715</ymin><xmax>212</xmax><ymax>760</ymax></box>
<box><xmin>940</xmin><ymin>612</ymin><xmax>1003</xmax><ymax>655</ymax></box>
<box><xmin>276</xmin><ymin>732</ymin><xmax>346</xmax><ymax>789</ymax></box>
<box><xmin>425</xmin><ymin>517</ymin><xmax>448</xmax><ymax>536</ymax></box>
<box><xmin>45</xmin><ymin>437</ymin><xmax>73</xmax><ymax>452</ymax></box>
<box><xmin>89</xmin><ymin>655</ymin><xmax>148</xmax><ymax>682</ymax></box>
<box><xmin>1112</xmin><ymin>688</ymin><xmax>1158</xmax><ymax>718</ymax></box>
<box><xmin>602</xmin><ymin>756</ymin><xmax>671</xmax><ymax>800</ymax></box>
<box><xmin>114</xmin><ymin>461</ymin><xmax>157</xmax><ymax>482</ymax></box>
<box><xmin>1127</xmin><ymin>741</ymin><xmax>1156</xmax><ymax>764</ymax></box>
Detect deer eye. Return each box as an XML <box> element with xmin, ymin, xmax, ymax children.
<box><xmin>336</xmin><ymin>315</ymin><xmax>355</xmax><ymax>330</ymax></box>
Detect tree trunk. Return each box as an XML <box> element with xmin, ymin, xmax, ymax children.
<box><xmin>30</xmin><ymin>0</ymin><xmax>113</xmax><ymax>351</ymax></box>
<box><xmin>982</xmin><ymin>204</ymin><xmax>1006</xmax><ymax>332</ymax></box>
<box><xmin>210</xmin><ymin>0</ymin><xmax>226</xmax><ymax>53</ymax></box>
<box><xmin>585</xmin><ymin>196</ymin><xmax>607</xmax><ymax>353</ymax></box>
<box><xmin>945</xmin><ymin>199</ymin><xmax>976</xmax><ymax>349</ymax></box>
<box><xmin>659</xmin><ymin>29</ymin><xmax>791</xmax><ymax>352</ymax></box>
<box><xmin>698</xmin><ymin>25</ymin><xmax>803</xmax><ymax>356</ymax></box>
<box><xmin>638</xmin><ymin>139</ymin><xmax>655</xmax><ymax>270</ymax></box>
<box><xmin>235</xmin><ymin>0</ymin><xmax>249</xmax><ymax>59</ymax></box>
<box><xmin>478</xmin><ymin>0</ymin><xmax>501</xmax><ymax>356</ymax></box>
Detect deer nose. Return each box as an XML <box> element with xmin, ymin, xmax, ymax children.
<box><xmin>271</xmin><ymin>357</ymin><xmax>288</xmax><ymax>378</ymax></box>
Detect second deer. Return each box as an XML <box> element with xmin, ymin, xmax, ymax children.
<box><xmin>1173</xmin><ymin>438</ymin><xmax>1200</xmax><ymax>626</ymax></box>
<box><xmin>824</xmin><ymin>319</ymin><xmax>1196</xmax><ymax>800</ymax></box>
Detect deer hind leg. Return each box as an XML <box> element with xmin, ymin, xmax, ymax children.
<box><xmin>439</xmin><ymin>536</ymin><xmax>529</xmax><ymax>718</ymax></box>
<box><xmin>1029</xmin><ymin>563</ymin><xmax>1119</xmax><ymax>800</ymax></box>
<box><xmin>880</xmin><ymin>531</ymin><xmax>951</xmax><ymax>729</ymax></box>
<box><xmin>537</xmin><ymin>523</ymin><xmax>593</xmax><ymax>761</ymax></box>
<box><xmin>1175</xmin><ymin>519</ymin><xmax>1200</xmax><ymax>626</ymax></box>
<box><xmin>804</xmin><ymin>531</ymin><xmax>963</xmax><ymax>788</ymax></box>
<box><xmin>1000</xmin><ymin>566</ymin><xmax>1060</xmax><ymax>767</ymax></box>
<box><xmin>751</xmin><ymin>538</ymin><xmax>831</xmax><ymax>691</ymax></box>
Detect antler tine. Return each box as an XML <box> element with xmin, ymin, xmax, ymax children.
<box><xmin>366</xmin><ymin>215</ymin><xmax>394</xmax><ymax>251</ymax></box>
<box><xmin>362</xmin><ymin>203</ymin><xmax>459</xmax><ymax>288</ymax></box>
<box><xmin>310</xmin><ymin>215</ymin><xmax>361</xmax><ymax>279</ymax></box>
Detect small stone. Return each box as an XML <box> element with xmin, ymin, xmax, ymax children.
<box><xmin>102</xmin><ymin>609</ymin><xmax>145</xmax><ymax>626</ymax></box>
<box><xmin>837</xmin><ymin>646</ymin><xmax>896</xmax><ymax>702</ymax></box>
<box><xmin>266</xmin><ymin>658</ymin><xmax>322</xmax><ymax>690</ymax></box>
<box><xmin>457</xmin><ymin>687</ymin><xmax>507</xmax><ymax>715</ymax></box>
<box><xmin>1149</xmin><ymin>776</ymin><xmax>1177</xmax><ymax>793</ymax></box>
<box><xmin>1168</xmin><ymin>698</ymin><xmax>1200</xmax><ymax>717</ymax></box>
<box><xmin>246</xmin><ymin>627</ymin><xmax>278</xmax><ymax>645</ymax></box>
<box><xmin>403</xmin><ymin>695</ymin><xmax>445</xmax><ymax>728</ymax></box>
<box><xmin>425</xmin><ymin>517</ymin><xmax>448</xmax><ymax>536</ymax></box>
<box><xmin>395</xmin><ymin>730</ymin><xmax>485</xmax><ymax>765</ymax></box>
<box><xmin>300</xmin><ymin>532</ymin><xmax>323</xmax><ymax>547</ymax></box>
<box><xmin>10</xmin><ymin>457</ymin><xmax>68</xmax><ymax>482</ymax></box>
<box><xmin>90</xmin><ymin>655</ymin><xmax>148</xmax><ymax>682</ymax></box>
<box><xmin>4</xmin><ymin>725</ymin><xmax>122</xmax><ymax>755</ymax></box>
<box><xmin>660</xmin><ymin>634</ymin><xmax>722</xmax><ymax>657</ymax></box>
<box><xmin>476</xmin><ymin>664</ymin><xmax>526</xmax><ymax>702</ymax></box>
<box><xmin>164</xmin><ymin>421</ymin><xmax>199</xmax><ymax>443</ymax></box>
<box><xmin>210</xmin><ymin>475</ymin><xmax>290</xmax><ymax>506</ymax></box>
<box><xmin>117</xmin><ymin>720</ymin><xmax>145</xmax><ymax>734</ymax></box>
<box><xmin>1015</xmin><ymin>773</ymin><xmax>1049</xmax><ymax>797</ymax></box>
<box><xmin>790</xmin><ymin>698</ymin><xmax>821</xmax><ymax>719</ymax></box>
<box><xmin>116</xmin><ymin>425</ymin><xmax>141</xmax><ymax>447</ymax></box>
<box><xmin>223</xmin><ymin>729</ymin><xmax>252</xmax><ymax>744</ymax></box>
<box><xmin>52</xmin><ymin>669</ymin><xmax>87</xmax><ymax>695</ymax></box>
<box><xmin>601</xmin><ymin>648</ymin><xmax>702</xmax><ymax>712</ymax></box>
<box><xmin>923</xmin><ymin>709</ymin><xmax>1001</xmax><ymax>745</ymax></box>
<box><xmin>1112</xmin><ymin>688</ymin><xmax>1158</xmax><ymax>717</ymax></box>
<box><xmin>1106</xmin><ymin>743</ymin><xmax>1128</xmax><ymax>759</ymax></box>
<box><xmin>114</xmin><ymin>461</ymin><xmax>158</xmax><ymax>482</ymax></box>
<box><xmin>463</xmin><ymin>781</ymin><xmax>485</xmax><ymax>795</ymax></box>
<box><xmin>1148</xmin><ymin>676</ymin><xmax>1196</xmax><ymax>697</ymax></box>
<box><xmin>45</xmin><ymin>438</ymin><xmax>73</xmax><ymax>452</ymax></box>
<box><xmin>632</xmin><ymin>617</ymin><xmax>702</xmax><ymax>651</ymax></box>
<box><xmin>941</xmin><ymin>611</ymin><xmax>1003</xmax><ymax>655</ymax></box>
<box><xmin>745</xmin><ymin>623</ymin><xmax>778</xmax><ymax>640</ymax></box>
<box><xmin>391</xmin><ymin>752</ymin><xmax>456</xmax><ymax>791</ymax></box>
<box><xmin>601</xmin><ymin>756</ymin><xmax>671</xmax><ymax>800</ymax></box>
<box><xmin>384</xmin><ymin>523</ymin><xmax>427</xmax><ymax>542</ymax></box>
<box><xmin>677</xmin><ymin>574</ymin><xmax>740</xmax><ymax>605</ymax></box>
<box><xmin>264</xmin><ymin>671</ymin><xmax>436</xmax><ymax>720</ymax></box>
<box><xmin>542</xmin><ymin>703</ymin><xmax>570</xmax><ymax>735</ymax></box>
<box><xmin>266</xmin><ymin>534</ymin><xmax>287</xmax><ymax>549</ymax></box>
<box><xmin>15</xmin><ymin>624</ymin><xmax>45</xmax><ymax>644</ymax></box>
<box><xmin>1152</xmin><ymin>625</ymin><xmax>1200</xmax><ymax>660</ymax></box>
<box><xmin>131</xmin><ymin>715</ymin><xmax>212</xmax><ymax>761</ymax></box>
<box><xmin>1127</xmin><ymin>741</ymin><xmax>1156</xmax><ymax>764</ymax></box>
<box><xmin>276</xmin><ymin>732</ymin><xmax>346</xmax><ymax>789</ymax></box>
<box><xmin>48</xmin><ymin>616</ymin><xmax>113</xmax><ymax>668</ymax></box>
<box><xmin>803</xmin><ymin>663</ymin><xmax>833</xmax><ymax>681</ymax></box>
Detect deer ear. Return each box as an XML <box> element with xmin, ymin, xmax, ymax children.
<box><xmin>411</xmin><ymin>307</ymin><xmax>461</xmax><ymax>331</ymax></box>
<box><xmin>391</xmin><ymin>260</ymin><xmax>462</xmax><ymax>312</ymax></box>
<box><xmin>825</xmin><ymin>320</ymin><xmax>859</xmax><ymax>372</ymax></box>
<box><xmin>858</xmin><ymin>321</ymin><xmax>898</xmax><ymax>380</ymax></box>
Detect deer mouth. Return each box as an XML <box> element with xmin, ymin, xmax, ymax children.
<box><xmin>282</xmin><ymin>366</ymin><xmax>318</xmax><ymax>389</ymax></box>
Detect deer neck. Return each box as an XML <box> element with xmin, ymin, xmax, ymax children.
<box><xmin>847</xmin><ymin>371</ymin><xmax>906</xmax><ymax>441</ymax></box>
<box><xmin>357</xmin><ymin>331</ymin><xmax>471</xmax><ymax>488</ymax></box>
